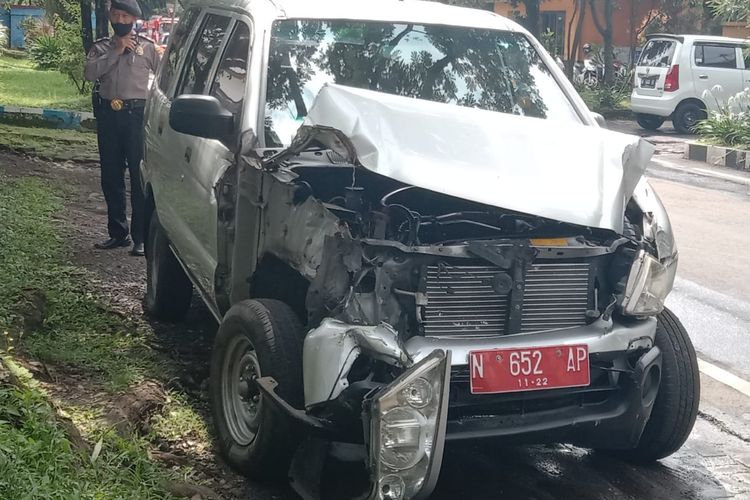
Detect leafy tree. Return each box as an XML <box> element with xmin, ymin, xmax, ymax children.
<box><xmin>709</xmin><ymin>0</ymin><xmax>749</xmax><ymax>22</ymax></box>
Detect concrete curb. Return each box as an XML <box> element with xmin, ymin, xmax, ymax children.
<box><xmin>0</xmin><ymin>105</ymin><xmax>95</xmax><ymax>130</ymax></box>
<box><xmin>684</xmin><ymin>142</ymin><xmax>750</xmax><ymax>172</ymax></box>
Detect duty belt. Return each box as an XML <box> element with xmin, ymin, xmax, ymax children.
<box><xmin>104</xmin><ymin>98</ymin><xmax>146</xmax><ymax>111</ymax></box>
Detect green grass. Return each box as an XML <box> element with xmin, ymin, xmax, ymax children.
<box><xmin>0</xmin><ymin>123</ymin><xmax>99</xmax><ymax>162</ymax></box>
<box><xmin>150</xmin><ymin>392</ymin><xmax>210</xmax><ymax>444</ymax></box>
<box><xmin>0</xmin><ymin>358</ymin><xmax>176</xmax><ymax>500</ymax></box>
<box><xmin>0</xmin><ymin>176</ymin><xmax>192</xmax><ymax>498</ymax></box>
<box><xmin>0</xmin><ymin>56</ymin><xmax>90</xmax><ymax>111</ymax></box>
<box><xmin>0</xmin><ymin>177</ymin><xmax>163</xmax><ymax>391</ymax></box>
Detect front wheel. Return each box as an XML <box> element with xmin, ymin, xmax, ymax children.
<box><xmin>210</xmin><ymin>299</ymin><xmax>304</xmax><ymax>480</ymax></box>
<box><xmin>621</xmin><ymin>308</ymin><xmax>700</xmax><ymax>463</ymax></box>
<box><xmin>673</xmin><ymin>102</ymin><xmax>706</xmax><ymax>134</ymax></box>
<box><xmin>636</xmin><ymin>114</ymin><xmax>665</xmax><ymax>131</ymax></box>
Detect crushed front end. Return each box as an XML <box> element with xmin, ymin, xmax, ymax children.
<box><xmin>244</xmin><ymin>88</ymin><xmax>671</xmax><ymax>500</ymax></box>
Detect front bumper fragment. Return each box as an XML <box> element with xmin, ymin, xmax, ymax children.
<box><xmin>405</xmin><ymin>316</ymin><xmax>657</xmax><ymax>366</ymax></box>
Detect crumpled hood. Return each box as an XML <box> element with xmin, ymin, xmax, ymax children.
<box><xmin>300</xmin><ymin>84</ymin><xmax>654</xmax><ymax>234</ymax></box>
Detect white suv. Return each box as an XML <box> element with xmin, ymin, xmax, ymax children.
<box><xmin>631</xmin><ymin>34</ymin><xmax>748</xmax><ymax>134</ymax></box>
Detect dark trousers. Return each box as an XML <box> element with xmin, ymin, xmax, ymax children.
<box><xmin>96</xmin><ymin>104</ymin><xmax>145</xmax><ymax>244</ymax></box>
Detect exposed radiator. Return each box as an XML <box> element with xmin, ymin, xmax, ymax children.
<box><xmin>422</xmin><ymin>262</ymin><xmax>591</xmax><ymax>338</ymax></box>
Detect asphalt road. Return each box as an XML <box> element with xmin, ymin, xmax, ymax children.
<box><xmin>609</xmin><ymin>119</ymin><xmax>750</xmax><ymax>380</ymax></box>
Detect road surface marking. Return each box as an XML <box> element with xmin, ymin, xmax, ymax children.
<box><xmin>698</xmin><ymin>358</ymin><xmax>750</xmax><ymax>398</ymax></box>
<box><xmin>651</xmin><ymin>158</ymin><xmax>750</xmax><ymax>185</ymax></box>
<box><xmin>692</xmin><ymin>168</ymin><xmax>750</xmax><ymax>185</ymax></box>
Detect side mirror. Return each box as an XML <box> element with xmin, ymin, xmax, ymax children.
<box><xmin>592</xmin><ymin>112</ymin><xmax>607</xmax><ymax>128</ymax></box>
<box><xmin>169</xmin><ymin>95</ymin><xmax>234</xmax><ymax>141</ymax></box>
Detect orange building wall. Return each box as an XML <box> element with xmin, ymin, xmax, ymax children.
<box><xmin>494</xmin><ymin>0</ymin><xmax>652</xmax><ymax>61</ymax></box>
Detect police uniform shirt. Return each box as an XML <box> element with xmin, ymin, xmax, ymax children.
<box><xmin>84</xmin><ymin>35</ymin><xmax>160</xmax><ymax>101</ymax></box>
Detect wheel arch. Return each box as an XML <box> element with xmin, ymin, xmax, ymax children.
<box><xmin>674</xmin><ymin>97</ymin><xmax>707</xmax><ymax>114</ymax></box>
<box><xmin>247</xmin><ymin>253</ymin><xmax>310</xmax><ymax>326</ymax></box>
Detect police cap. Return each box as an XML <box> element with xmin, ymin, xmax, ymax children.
<box><xmin>111</xmin><ymin>0</ymin><xmax>142</xmax><ymax>18</ymax></box>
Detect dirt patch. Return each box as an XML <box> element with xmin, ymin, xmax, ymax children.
<box><xmin>106</xmin><ymin>380</ymin><xmax>168</xmax><ymax>437</ymax></box>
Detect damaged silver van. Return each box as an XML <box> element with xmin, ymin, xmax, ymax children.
<box><xmin>141</xmin><ymin>1</ymin><xmax>699</xmax><ymax>498</ymax></box>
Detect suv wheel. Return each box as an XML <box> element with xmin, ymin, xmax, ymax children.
<box><xmin>145</xmin><ymin>214</ymin><xmax>193</xmax><ymax>321</ymax></box>
<box><xmin>636</xmin><ymin>114</ymin><xmax>665</xmax><ymax>131</ymax></box>
<box><xmin>210</xmin><ymin>299</ymin><xmax>304</xmax><ymax>479</ymax></box>
<box><xmin>673</xmin><ymin>102</ymin><xmax>706</xmax><ymax>134</ymax></box>
<box><xmin>619</xmin><ymin>308</ymin><xmax>700</xmax><ymax>463</ymax></box>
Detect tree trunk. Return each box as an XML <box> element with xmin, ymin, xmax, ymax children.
<box><xmin>80</xmin><ymin>0</ymin><xmax>93</xmax><ymax>53</ymax></box>
<box><xmin>95</xmin><ymin>0</ymin><xmax>108</xmax><ymax>39</ymax></box>
<box><xmin>589</xmin><ymin>0</ymin><xmax>614</xmax><ymax>85</ymax></box>
<box><xmin>603</xmin><ymin>0</ymin><xmax>614</xmax><ymax>85</ymax></box>
<box><xmin>565</xmin><ymin>0</ymin><xmax>586</xmax><ymax>78</ymax></box>
<box><xmin>523</xmin><ymin>0</ymin><xmax>541</xmax><ymax>38</ymax></box>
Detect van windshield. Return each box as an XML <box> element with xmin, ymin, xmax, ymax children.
<box><xmin>264</xmin><ymin>19</ymin><xmax>581</xmax><ymax>146</ymax></box>
<box><xmin>638</xmin><ymin>39</ymin><xmax>676</xmax><ymax>68</ymax></box>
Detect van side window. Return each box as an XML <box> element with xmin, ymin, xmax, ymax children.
<box><xmin>210</xmin><ymin>22</ymin><xmax>251</xmax><ymax>119</ymax></box>
<box><xmin>178</xmin><ymin>14</ymin><xmax>232</xmax><ymax>96</ymax></box>
<box><xmin>158</xmin><ymin>9</ymin><xmax>200</xmax><ymax>92</ymax></box>
<box><xmin>694</xmin><ymin>44</ymin><xmax>738</xmax><ymax>69</ymax></box>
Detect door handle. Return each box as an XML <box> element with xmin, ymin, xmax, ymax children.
<box><xmin>184</xmin><ymin>147</ymin><xmax>192</xmax><ymax>163</ymax></box>
<box><xmin>699</xmin><ymin>74</ymin><xmax>709</xmax><ymax>79</ymax></box>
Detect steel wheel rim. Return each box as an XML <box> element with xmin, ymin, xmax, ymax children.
<box><xmin>684</xmin><ymin>110</ymin><xmax>700</xmax><ymax>130</ymax></box>
<box><xmin>222</xmin><ymin>335</ymin><xmax>262</xmax><ymax>446</ymax></box>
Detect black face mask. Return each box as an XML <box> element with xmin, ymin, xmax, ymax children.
<box><xmin>111</xmin><ymin>22</ymin><xmax>133</xmax><ymax>37</ymax></box>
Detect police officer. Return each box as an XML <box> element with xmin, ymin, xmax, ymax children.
<box><xmin>85</xmin><ymin>0</ymin><xmax>160</xmax><ymax>256</ymax></box>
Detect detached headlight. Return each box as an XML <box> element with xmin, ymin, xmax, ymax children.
<box><xmin>621</xmin><ymin>249</ymin><xmax>678</xmax><ymax>316</ymax></box>
<box><xmin>366</xmin><ymin>350</ymin><xmax>451</xmax><ymax>500</ymax></box>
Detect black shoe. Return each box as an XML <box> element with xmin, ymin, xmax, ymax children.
<box><xmin>130</xmin><ymin>242</ymin><xmax>145</xmax><ymax>257</ymax></box>
<box><xmin>94</xmin><ymin>236</ymin><xmax>131</xmax><ymax>250</ymax></box>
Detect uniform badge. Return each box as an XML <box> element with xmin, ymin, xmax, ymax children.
<box><xmin>135</xmin><ymin>45</ymin><xmax>144</xmax><ymax>56</ymax></box>
<box><xmin>111</xmin><ymin>98</ymin><xmax>124</xmax><ymax>111</ymax></box>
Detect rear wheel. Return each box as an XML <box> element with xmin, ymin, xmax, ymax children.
<box><xmin>620</xmin><ymin>308</ymin><xmax>700</xmax><ymax>463</ymax></box>
<box><xmin>673</xmin><ymin>102</ymin><xmax>706</xmax><ymax>134</ymax></box>
<box><xmin>636</xmin><ymin>113</ymin><xmax>665</xmax><ymax>131</ymax></box>
<box><xmin>145</xmin><ymin>214</ymin><xmax>193</xmax><ymax>321</ymax></box>
<box><xmin>210</xmin><ymin>299</ymin><xmax>304</xmax><ymax>479</ymax></box>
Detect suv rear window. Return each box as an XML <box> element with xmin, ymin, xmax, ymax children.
<box><xmin>638</xmin><ymin>40</ymin><xmax>676</xmax><ymax>68</ymax></box>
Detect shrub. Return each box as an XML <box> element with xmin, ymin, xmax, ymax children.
<box><xmin>0</xmin><ymin>24</ymin><xmax>8</xmax><ymax>49</ymax></box>
<box><xmin>20</xmin><ymin>17</ymin><xmax>54</xmax><ymax>46</ymax></box>
<box><xmin>28</xmin><ymin>35</ymin><xmax>63</xmax><ymax>70</ymax></box>
<box><xmin>696</xmin><ymin>87</ymin><xmax>750</xmax><ymax>148</ymax></box>
<box><xmin>575</xmin><ymin>73</ymin><xmax>632</xmax><ymax>113</ymax></box>
<box><xmin>47</xmin><ymin>0</ymin><xmax>90</xmax><ymax>95</ymax></box>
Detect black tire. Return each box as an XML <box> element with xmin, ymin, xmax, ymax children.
<box><xmin>673</xmin><ymin>102</ymin><xmax>706</xmax><ymax>134</ymax></box>
<box><xmin>210</xmin><ymin>299</ymin><xmax>304</xmax><ymax>480</ymax></box>
<box><xmin>636</xmin><ymin>113</ymin><xmax>665</xmax><ymax>131</ymax></box>
<box><xmin>144</xmin><ymin>213</ymin><xmax>193</xmax><ymax>321</ymax></box>
<box><xmin>621</xmin><ymin>308</ymin><xmax>700</xmax><ymax>463</ymax></box>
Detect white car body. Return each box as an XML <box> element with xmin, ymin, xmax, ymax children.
<box><xmin>631</xmin><ymin>34</ymin><xmax>749</xmax><ymax>133</ymax></box>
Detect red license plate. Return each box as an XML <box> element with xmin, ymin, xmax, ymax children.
<box><xmin>469</xmin><ymin>345</ymin><xmax>590</xmax><ymax>394</ymax></box>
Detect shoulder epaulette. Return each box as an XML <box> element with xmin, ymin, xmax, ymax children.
<box><xmin>137</xmin><ymin>34</ymin><xmax>156</xmax><ymax>44</ymax></box>
<box><xmin>93</xmin><ymin>36</ymin><xmax>110</xmax><ymax>44</ymax></box>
